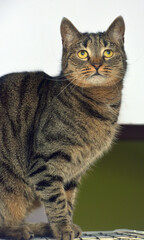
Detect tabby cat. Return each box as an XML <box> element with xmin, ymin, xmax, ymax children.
<box><xmin>0</xmin><ymin>16</ymin><xmax>127</xmax><ymax>240</ymax></box>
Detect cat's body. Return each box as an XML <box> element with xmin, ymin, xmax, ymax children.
<box><xmin>0</xmin><ymin>17</ymin><xmax>127</xmax><ymax>240</ymax></box>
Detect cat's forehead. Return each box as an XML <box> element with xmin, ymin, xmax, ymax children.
<box><xmin>79</xmin><ymin>32</ymin><xmax>114</xmax><ymax>50</ymax></box>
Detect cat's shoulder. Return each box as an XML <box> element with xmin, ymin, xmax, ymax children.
<box><xmin>0</xmin><ymin>71</ymin><xmax>53</xmax><ymax>87</ymax></box>
<box><xmin>0</xmin><ymin>71</ymin><xmax>51</xmax><ymax>80</ymax></box>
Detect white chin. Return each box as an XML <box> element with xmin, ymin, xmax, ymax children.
<box><xmin>88</xmin><ymin>75</ymin><xmax>107</xmax><ymax>85</ymax></box>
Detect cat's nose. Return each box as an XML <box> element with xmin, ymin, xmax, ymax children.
<box><xmin>92</xmin><ymin>63</ymin><xmax>102</xmax><ymax>70</ymax></box>
<box><xmin>91</xmin><ymin>58</ymin><xmax>102</xmax><ymax>70</ymax></box>
<box><xmin>93</xmin><ymin>63</ymin><xmax>102</xmax><ymax>69</ymax></box>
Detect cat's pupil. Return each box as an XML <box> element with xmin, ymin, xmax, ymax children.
<box><xmin>106</xmin><ymin>50</ymin><xmax>110</xmax><ymax>54</ymax></box>
<box><xmin>81</xmin><ymin>51</ymin><xmax>85</xmax><ymax>55</ymax></box>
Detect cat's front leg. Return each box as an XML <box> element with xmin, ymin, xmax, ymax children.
<box><xmin>38</xmin><ymin>178</ymin><xmax>75</xmax><ymax>240</ymax></box>
<box><xmin>64</xmin><ymin>179</ymin><xmax>82</xmax><ymax>238</ymax></box>
<box><xmin>64</xmin><ymin>178</ymin><xmax>80</xmax><ymax>221</ymax></box>
<box><xmin>29</xmin><ymin>165</ymin><xmax>78</xmax><ymax>240</ymax></box>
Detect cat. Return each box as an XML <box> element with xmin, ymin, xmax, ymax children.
<box><xmin>0</xmin><ymin>16</ymin><xmax>127</xmax><ymax>240</ymax></box>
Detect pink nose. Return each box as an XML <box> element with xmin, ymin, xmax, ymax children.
<box><xmin>94</xmin><ymin>64</ymin><xmax>101</xmax><ymax>69</ymax></box>
<box><xmin>92</xmin><ymin>63</ymin><xmax>102</xmax><ymax>70</ymax></box>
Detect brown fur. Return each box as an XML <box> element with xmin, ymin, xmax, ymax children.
<box><xmin>0</xmin><ymin>16</ymin><xmax>127</xmax><ymax>239</ymax></box>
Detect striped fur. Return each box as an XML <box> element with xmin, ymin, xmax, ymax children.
<box><xmin>0</xmin><ymin>16</ymin><xmax>127</xmax><ymax>240</ymax></box>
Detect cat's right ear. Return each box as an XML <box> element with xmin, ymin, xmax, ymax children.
<box><xmin>106</xmin><ymin>16</ymin><xmax>125</xmax><ymax>45</ymax></box>
<box><xmin>60</xmin><ymin>18</ymin><xmax>81</xmax><ymax>49</ymax></box>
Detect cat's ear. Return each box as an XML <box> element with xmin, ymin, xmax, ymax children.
<box><xmin>106</xmin><ymin>16</ymin><xmax>125</xmax><ymax>45</ymax></box>
<box><xmin>60</xmin><ymin>18</ymin><xmax>81</xmax><ymax>48</ymax></box>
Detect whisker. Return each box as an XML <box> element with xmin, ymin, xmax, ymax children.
<box><xmin>103</xmin><ymin>67</ymin><xmax>112</xmax><ymax>70</ymax></box>
<box><xmin>81</xmin><ymin>67</ymin><xmax>91</xmax><ymax>72</ymax></box>
<box><xmin>69</xmin><ymin>82</ymin><xmax>77</xmax><ymax>94</ymax></box>
<box><xmin>39</xmin><ymin>71</ymin><xmax>77</xmax><ymax>82</ymax></box>
<box><xmin>56</xmin><ymin>78</ymin><xmax>76</xmax><ymax>97</ymax></box>
<box><xmin>110</xmin><ymin>72</ymin><xmax>125</xmax><ymax>78</ymax></box>
<box><xmin>81</xmin><ymin>70</ymin><xmax>94</xmax><ymax>75</ymax></box>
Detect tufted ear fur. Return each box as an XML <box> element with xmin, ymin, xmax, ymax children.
<box><xmin>60</xmin><ymin>18</ymin><xmax>81</xmax><ymax>49</ymax></box>
<box><xmin>106</xmin><ymin>16</ymin><xmax>125</xmax><ymax>45</ymax></box>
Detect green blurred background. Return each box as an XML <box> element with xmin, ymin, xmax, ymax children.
<box><xmin>73</xmin><ymin>140</ymin><xmax>144</xmax><ymax>231</ymax></box>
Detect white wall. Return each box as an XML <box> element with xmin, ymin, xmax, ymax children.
<box><xmin>0</xmin><ymin>0</ymin><xmax>144</xmax><ymax>124</ymax></box>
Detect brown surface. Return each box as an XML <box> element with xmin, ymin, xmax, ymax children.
<box><xmin>119</xmin><ymin>125</ymin><xmax>144</xmax><ymax>140</ymax></box>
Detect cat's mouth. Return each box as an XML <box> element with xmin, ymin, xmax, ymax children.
<box><xmin>91</xmin><ymin>69</ymin><xmax>105</xmax><ymax>78</ymax></box>
<box><xmin>86</xmin><ymin>70</ymin><xmax>108</xmax><ymax>86</ymax></box>
<box><xmin>92</xmin><ymin>71</ymin><xmax>102</xmax><ymax>76</ymax></box>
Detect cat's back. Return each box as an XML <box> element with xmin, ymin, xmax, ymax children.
<box><xmin>0</xmin><ymin>71</ymin><xmax>47</xmax><ymax>102</ymax></box>
<box><xmin>0</xmin><ymin>71</ymin><xmax>51</xmax><ymax>174</ymax></box>
<box><xmin>0</xmin><ymin>71</ymin><xmax>51</xmax><ymax>149</ymax></box>
<box><xmin>0</xmin><ymin>71</ymin><xmax>49</xmax><ymax>118</ymax></box>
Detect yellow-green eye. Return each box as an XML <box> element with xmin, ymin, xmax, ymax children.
<box><xmin>103</xmin><ymin>50</ymin><xmax>113</xmax><ymax>58</ymax></box>
<box><xmin>78</xmin><ymin>50</ymin><xmax>88</xmax><ymax>59</ymax></box>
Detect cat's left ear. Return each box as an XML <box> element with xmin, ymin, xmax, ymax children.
<box><xmin>60</xmin><ymin>18</ymin><xmax>81</xmax><ymax>48</ymax></box>
<box><xmin>106</xmin><ymin>16</ymin><xmax>125</xmax><ymax>45</ymax></box>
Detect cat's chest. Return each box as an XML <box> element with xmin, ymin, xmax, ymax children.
<box><xmin>62</xmin><ymin>120</ymin><xmax>117</xmax><ymax>180</ymax></box>
<box><xmin>35</xmin><ymin>95</ymin><xmax>118</xmax><ymax>180</ymax></box>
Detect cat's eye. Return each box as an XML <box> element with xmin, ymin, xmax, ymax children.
<box><xmin>78</xmin><ymin>50</ymin><xmax>88</xmax><ymax>59</ymax></box>
<box><xmin>103</xmin><ymin>50</ymin><xmax>113</xmax><ymax>58</ymax></box>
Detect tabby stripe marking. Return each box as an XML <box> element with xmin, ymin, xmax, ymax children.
<box><xmin>50</xmin><ymin>188</ymin><xmax>61</xmax><ymax>193</ymax></box>
<box><xmin>2</xmin><ymin>125</ymin><xmax>24</xmax><ymax>171</ymax></box>
<box><xmin>68</xmin><ymin>210</ymin><xmax>72</xmax><ymax>216</ymax></box>
<box><xmin>44</xmin><ymin>174</ymin><xmax>63</xmax><ymax>183</ymax></box>
<box><xmin>0</xmin><ymin>176</ymin><xmax>4</xmax><ymax>183</ymax></box>
<box><xmin>36</xmin><ymin>179</ymin><xmax>51</xmax><ymax>190</ymax></box>
<box><xmin>110</xmin><ymin>101</ymin><xmax>121</xmax><ymax>109</ymax></box>
<box><xmin>57</xmin><ymin>94</ymin><xmax>73</xmax><ymax>109</ymax></box>
<box><xmin>71</xmin><ymin>90</ymin><xmax>109</xmax><ymax>121</ymax></box>
<box><xmin>29</xmin><ymin>165</ymin><xmax>47</xmax><ymax>178</ymax></box>
<box><xmin>1</xmin><ymin>162</ymin><xmax>24</xmax><ymax>181</ymax></box>
<box><xmin>19</xmin><ymin>74</ymin><xmax>29</xmax><ymax>106</ymax></box>
<box><xmin>32</xmin><ymin>173</ymin><xmax>63</xmax><ymax>190</ymax></box>
<box><xmin>64</xmin><ymin>180</ymin><xmax>78</xmax><ymax>191</ymax></box>
<box><xmin>82</xmin><ymin>36</ymin><xmax>91</xmax><ymax>48</ymax></box>
<box><xmin>33</xmin><ymin>151</ymin><xmax>71</xmax><ymax>163</ymax></box>
<box><xmin>67</xmin><ymin>201</ymin><xmax>73</xmax><ymax>210</ymax></box>
<box><xmin>57</xmin><ymin>199</ymin><xmax>65</xmax><ymax>205</ymax></box>
<box><xmin>29</xmin><ymin>160</ymin><xmax>39</xmax><ymax>171</ymax></box>
<box><xmin>46</xmin><ymin>129</ymin><xmax>81</xmax><ymax>146</ymax></box>
<box><xmin>9</xmin><ymin>119</ymin><xmax>17</xmax><ymax>138</ymax></box>
<box><xmin>0</xmin><ymin>176</ymin><xmax>15</xmax><ymax>193</ymax></box>
<box><xmin>2</xmin><ymin>126</ymin><xmax>10</xmax><ymax>154</ymax></box>
<box><xmin>36</xmin><ymin>178</ymin><xmax>62</xmax><ymax>191</ymax></box>
<box><xmin>60</xmin><ymin>203</ymin><xmax>66</xmax><ymax>209</ymax></box>
<box><xmin>46</xmin><ymin>132</ymin><xmax>80</xmax><ymax>146</ymax></box>
<box><xmin>0</xmin><ymin>212</ymin><xmax>4</xmax><ymax>222</ymax></box>
<box><xmin>79</xmin><ymin>99</ymin><xmax>109</xmax><ymax>121</ymax></box>
<box><xmin>48</xmin><ymin>193</ymin><xmax>61</xmax><ymax>202</ymax></box>
<box><xmin>47</xmin><ymin>151</ymin><xmax>71</xmax><ymax>162</ymax></box>
<box><xmin>103</xmin><ymin>39</ymin><xmax>108</xmax><ymax>47</ymax></box>
<box><xmin>37</xmin><ymin>75</ymin><xmax>49</xmax><ymax>95</ymax></box>
<box><xmin>5</xmin><ymin>186</ymin><xmax>15</xmax><ymax>193</ymax></box>
<box><xmin>75</xmin><ymin>88</ymin><xmax>103</xmax><ymax>105</ymax></box>
<box><xmin>52</xmin><ymin>107</ymin><xmax>87</xmax><ymax>135</ymax></box>
<box><xmin>111</xmin><ymin>117</ymin><xmax>118</xmax><ymax>125</ymax></box>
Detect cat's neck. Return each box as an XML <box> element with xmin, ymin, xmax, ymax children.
<box><xmin>73</xmin><ymin>80</ymin><xmax>123</xmax><ymax>105</ymax></box>
<box><xmin>55</xmin><ymin>74</ymin><xmax>123</xmax><ymax>106</ymax></box>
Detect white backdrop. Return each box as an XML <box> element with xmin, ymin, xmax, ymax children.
<box><xmin>0</xmin><ymin>0</ymin><xmax>144</xmax><ymax>124</ymax></box>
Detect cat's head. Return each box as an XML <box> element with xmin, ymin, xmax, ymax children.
<box><xmin>60</xmin><ymin>16</ymin><xmax>127</xmax><ymax>87</ymax></box>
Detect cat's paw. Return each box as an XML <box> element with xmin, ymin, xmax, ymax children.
<box><xmin>4</xmin><ymin>225</ymin><xmax>34</xmax><ymax>240</ymax></box>
<box><xmin>18</xmin><ymin>225</ymin><xmax>34</xmax><ymax>240</ymax></box>
<box><xmin>71</xmin><ymin>223</ymin><xmax>82</xmax><ymax>238</ymax></box>
<box><xmin>51</xmin><ymin>222</ymin><xmax>74</xmax><ymax>240</ymax></box>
